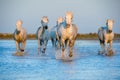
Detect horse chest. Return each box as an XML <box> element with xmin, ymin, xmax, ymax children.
<box><xmin>62</xmin><ymin>27</ymin><xmax>73</xmax><ymax>37</ymax></box>
<box><xmin>105</xmin><ymin>33</ymin><xmax>114</xmax><ymax>41</ymax></box>
<box><xmin>15</xmin><ymin>34</ymin><xmax>23</xmax><ymax>42</ymax></box>
<box><xmin>40</xmin><ymin>30</ymin><xmax>49</xmax><ymax>40</ymax></box>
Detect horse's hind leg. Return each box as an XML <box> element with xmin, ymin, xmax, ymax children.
<box><xmin>42</xmin><ymin>39</ymin><xmax>48</xmax><ymax>53</ymax></box>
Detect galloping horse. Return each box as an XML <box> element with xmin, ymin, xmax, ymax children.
<box><xmin>50</xmin><ymin>17</ymin><xmax>64</xmax><ymax>48</ymax></box>
<box><xmin>58</xmin><ymin>12</ymin><xmax>78</xmax><ymax>58</ymax></box>
<box><xmin>36</xmin><ymin>16</ymin><xmax>49</xmax><ymax>54</ymax></box>
<box><xmin>13</xmin><ymin>20</ymin><xmax>27</xmax><ymax>54</ymax></box>
<box><xmin>98</xmin><ymin>19</ymin><xmax>114</xmax><ymax>55</ymax></box>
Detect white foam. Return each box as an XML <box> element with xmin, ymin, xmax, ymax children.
<box><xmin>55</xmin><ymin>47</ymin><xmax>74</xmax><ymax>60</ymax></box>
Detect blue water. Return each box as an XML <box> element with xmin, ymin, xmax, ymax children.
<box><xmin>0</xmin><ymin>40</ymin><xmax>120</xmax><ymax>80</ymax></box>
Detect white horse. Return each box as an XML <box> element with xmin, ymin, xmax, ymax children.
<box><xmin>58</xmin><ymin>12</ymin><xmax>78</xmax><ymax>58</ymax></box>
<box><xmin>36</xmin><ymin>16</ymin><xmax>49</xmax><ymax>54</ymax></box>
<box><xmin>50</xmin><ymin>17</ymin><xmax>64</xmax><ymax>48</ymax></box>
<box><xmin>98</xmin><ymin>19</ymin><xmax>114</xmax><ymax>56</ymax></box>
<box><xmin>13</xmin><ymin>20</ymin><xmax>27</xmax><ymax>54</ymax></box>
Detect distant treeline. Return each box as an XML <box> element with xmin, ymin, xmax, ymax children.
<box><xmin>0</xmin><ymin>33</ymin><xmax>120</xmax><ymax>40</ymax></box>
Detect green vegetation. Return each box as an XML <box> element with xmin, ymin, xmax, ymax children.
<box><xmin>0</xmin><ymin>33</ymin><xmax>36</xmax><ymax>40</ymax></box>
<box><xmin>0</xmin><ymin>33</ymin><xmax>120</xmax><ymax>40</ymax></box>
<box><xmin>76</xmin><ymin>33</ymin><xmax>98</xmax><ymax>40</ymax></box>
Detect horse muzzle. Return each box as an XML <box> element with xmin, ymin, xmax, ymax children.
<box><xmin>66</xmin><ymin>24</ymin><xmax>70</xmax><ymax>28</ymax></box>
<box><xmin>44</xmin><ymin>26</ymin><xmax>48</xmax><ymax>29</ymax></box>
<box><xmin>108</xmin><ymin>30</ymin><xmax>112</xmax><ymax>33</ymax></box>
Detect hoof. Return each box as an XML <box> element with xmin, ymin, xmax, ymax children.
<box><xmin>106</xmin><ymin>50</ymin><xmax>114</xmax><ymax>56</ymax></box>
<box><xmin>62</xmin><ymin>53</ymin><xmax>65</xmax><ymax>59</ymax></box>
<box><xmin>42</xmin><ymin>50</ymin><xmax>45</xmax><ymax>53</ymax></box>
<box><xmin>62</xmin><ymin>54</ymin><xmax>64</xmax><ymax>59</ymax></box>
<box><xmin>20</xmin><ymin>49</ymin><xmax>24</xmax><ymax>52</ymax></box>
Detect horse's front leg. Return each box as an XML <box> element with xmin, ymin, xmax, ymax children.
<box><xmin>61</xmin><ymin>39</ymin><xmax>65</xmax><ymax>58</ymax></box>
<box><xmin>110</xmin><ymin>41</ymin><xmax>113</xmax><ymax>50</ymax></box>
<box><xmin>16</xmin><ymin>41</ymin><xmax>19</xmax><ymax>52</ymax></box>
<box><xmin>108</xmin><ymin>40</ymin><xmax>114</xmax><ymax>56</ymax></box>
<box><xmin>69</xmin><ymin>39</ymin><xmax>75</xmax><ymax>57</ymax></box>
<box><xmin>104</xmin><ymin>40</ymin><xmax>108</xmax><ymax>55</ymax></box>
<box><xmin>42</xmin><ymin>39</ymin><xmax>48</xmax><ymax>53</ymax></box>
<box><xmin>65</xmin><ymin>39</ymin><xmax>69</xmax><ymax>48</ymax></box>
<box><xmin>21</xmin><ymin>40</ymin><xmax>26</xmax><ymax>52</ymax></box>
<box><xmin>57</xmin><ymin>37</ymin><xmax>61</xmax><ymax>49</ymax></box>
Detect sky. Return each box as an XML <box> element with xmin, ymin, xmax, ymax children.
<box><xmin>0</xmin><ymin>0</ymin><xmax>120</xmax><ymax>34</ymax></box>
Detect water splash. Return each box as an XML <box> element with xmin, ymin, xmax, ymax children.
<box><xmin>55</xmin><ymin>47</ymin><xmax>79</xmax><ymax>61</ymax></box>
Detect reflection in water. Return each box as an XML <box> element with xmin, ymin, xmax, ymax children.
<box><xmin>0</xmin><ymin>40</ymin><xmax>120</xmax><ymax>80</ymax></box>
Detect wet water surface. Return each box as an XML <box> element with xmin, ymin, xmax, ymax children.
<box><xmin>0</xmin><ymin>40</ymin><xmax>120</xmax><ymax>80</ymax></box>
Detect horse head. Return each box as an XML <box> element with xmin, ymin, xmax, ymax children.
<box><xmin>65</xmin><ymin>12</ymin><xmax>73</xmax><ymax>27</ymax></box>
<box><xmin>106</xmin><ymin>19</ymin><xmax>114</xmax><ymax>33</ymax></box>
<box><xmin>41</xmin><ymin>16</ymin><xmax>49</xmax><ymax>29</ymax></box>
<box><xmin>16</xmin><ymin>20</ymin><xmax>23</xmax><ymax>34</ymax></box>
<box><xmin>57</xmin><ymin>17</ymin><xmax>64</xmax><ymax>25</ymax></box>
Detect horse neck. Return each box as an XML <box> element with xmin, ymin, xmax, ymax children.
<box><xmin>17</xmin><ymin>26</ymin><xmax>22</xmax><ymax>30</ymax></box>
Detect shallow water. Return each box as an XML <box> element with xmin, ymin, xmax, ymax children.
<box><xmin>0</xmin><ymin>40</ymin><xmax>120</xmax><ymax>80</ymax></box>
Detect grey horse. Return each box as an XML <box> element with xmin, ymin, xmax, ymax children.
<box><xmin>50</xmin><ymin>17</ymin><xmax>64</xmax><ymax>49</ymax></box>
<box><xmin>13</xmin><ymin>20</ymin><xmax>27</xmax><ymax>55</ymax></box>
<box><xmin>36</xmin><ymin>16</ymin><xmax>49</xmax><ymax>54</ymax></box>
<box><xmin>98</xmin><ymin>19</ymin><xmax>114</xmax><ymax>56</ymax></box>
<box><xmin>58</xmin><ymin>12</ymin><xmax>78</xmax><ymax>58</ymax></box>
